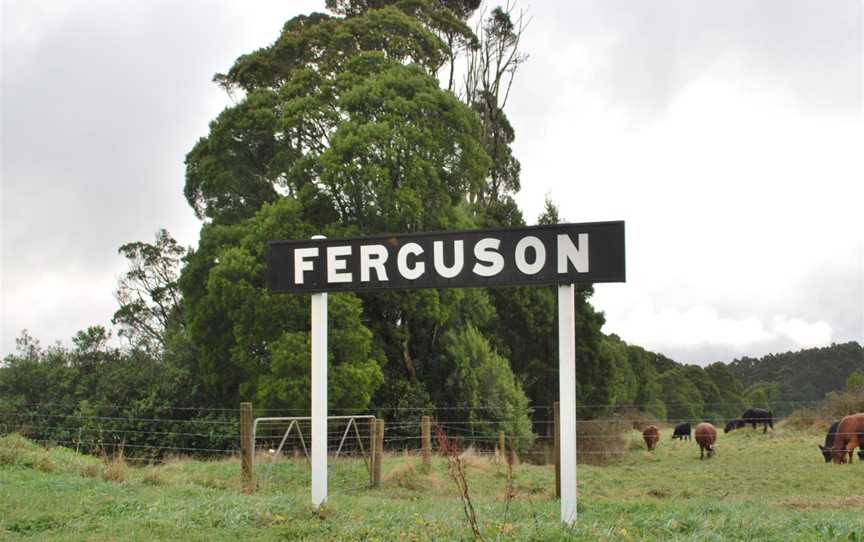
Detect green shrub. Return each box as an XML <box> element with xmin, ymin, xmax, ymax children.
<box><xmin>442</xmin><ymin>325</ymin><xmax>535</xmax><ymax>452</ymax></box>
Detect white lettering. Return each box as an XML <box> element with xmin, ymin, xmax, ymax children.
<box><xmin>433</xmin><ymin>240</ymin><xmax>464</xmax><ymax>279</ymax></box>
<box><xmin>327</xmin><ymin>246</ymin><xmax>352</xmax><ymax>283</ymax></box>
<box><xmin>557</xmin><ymin>233</ymin><xmax>589</xmax><ymax>273</ymax></box>
<box><xmin>294</xmin><ymin>247</ymin><xmax>319</xmax><ymax>284</ymax></box>
<box><xmin>360</xmin><ymin>244</ymin><xmax>389</xmax><ymax>282</ymax></box>
<box><xmin>515</xmin><ymin>236</ymin><xmax>546</xmax><ymax>275</ymax></box>
<box><xmin>473</xmin><ymin>238</ymin><xmax>504</xmax><ymax>277</ymax></box>
<box><xmin>397</xmin><ymin>243</ymin><xmax>425</xmax><ymax>280</ymax></box>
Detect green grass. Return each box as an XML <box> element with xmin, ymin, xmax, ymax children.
<box><xmin>1</xmin><ymin>426</ymin><xmax>862</xmax><ymax>541</ymax></box>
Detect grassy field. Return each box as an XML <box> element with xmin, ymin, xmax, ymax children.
<box><xmin>1</xmin><ymin>425</ymin><xmax>862</xmax><ymax>541</ymax></box>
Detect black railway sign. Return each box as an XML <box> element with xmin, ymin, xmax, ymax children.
<box><xmin>268</xmin><ymin>221</ymin><xmax>625</xmax><ymax>294</ymax></box>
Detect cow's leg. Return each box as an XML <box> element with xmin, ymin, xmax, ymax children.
<box><xmin>763</xmin><ymin>423</ymin><xmax>767</xmax><ymax>434</ymax></box>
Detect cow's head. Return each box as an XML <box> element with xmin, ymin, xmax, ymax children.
<box><xmin>723</xmin><ymin>421</ymin><xmax>737</xmax><ymax>434</ymax></box>
<box><xmin>817</xmin><ymin>444</ymin><xmax>832</xmax><ymax>463</ymax></box>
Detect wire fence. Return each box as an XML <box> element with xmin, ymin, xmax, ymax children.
<box><xmin>2</xmin><ymin>400</ymin><xmax>861</xmax><ymax>466</ymax></box>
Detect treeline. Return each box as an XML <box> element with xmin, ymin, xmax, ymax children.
<box><xmin>0</xmin><ymin>329</ymin><xmax>239</xmax><ymax>457</ymax></box>
<box><xmin>602</xmin><ymin>339</ymin><xmax>864</xmax><ymax>423</ymax></box>
<box><xmin>596</xmin><ymin>335</ymin><xmax>748</xmax><ymax>424</ymax></box>
<box><xmin>728</xmin><ymin>342</ymin><xmax>864</xmax><ymax>416</ymax></box>
<box><xmin>12</xmin><ymin>325</ymin><xmax>857</xmax><ymax>460</ymax></box>
<box><xmin>0</xmin><ymin>325</ymin><xmax>747</xmax><ymax>458</ymax></box>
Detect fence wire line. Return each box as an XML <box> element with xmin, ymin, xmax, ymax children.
<box><xmin>12</xmin><ymin>427</ymin><xmax>855</xmax><ymax>446</ymax></box>
<box><xmin>23</xmin><ymin>438</ymin><xmax>235</xmax><ymax>454</ymax></box>
<box><xmin>4</xmin><ymin>423</ymin><xmax>236</xmax><ymax>439</ymax></box>
<box><xmin>6</xmin><ymin>411</ymin><xmax>852</xmax><ymax>425</ymax></box>
<box><xmin>6</xmin><ymin>402</ymin><xmax>242</xmax><ymax>412</ymax></box>
<box><xmin>0</xmin><ymin>415</ymin><xmax>803</xmax><ymax>430</ymax></box>
<box><xmin>4</xmin><ymin>398</ymin><xmax>860</xmax><ymax>462</ymax></box>
<box><xmin>0</xmin><ymin>412</ymin><xmax>238</xmax><ymax>424</ymax></box>
<box><xmin>7</xmin><ymin>425</ymin><xmax>858</xmax><ymax>453</ymax></box>
<box><xmin>4</xmin><ymin>414</ymin><xmax>856</xmax><ymax>430</ymax></box>
<box><xmin>6</xmin><ymin>398</ymin><xmax>836</xmax><ymax>412</ymax></box>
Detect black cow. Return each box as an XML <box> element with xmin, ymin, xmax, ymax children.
<box><xmin>817</xmin><ymin>420</ymin><xmax>840</xmax><ymax>463</ymax></box>
<box><xmin>724</xmin><ymin>408</ymin><xmax>774</xmax><ymax>434</ymax></box>
<box><xmin>672</xmin><ymin>422</ymin><xmax>691</xmax><ymax>441</ymax></box>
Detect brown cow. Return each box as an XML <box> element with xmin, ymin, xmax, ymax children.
<box><xmin>831</xmin><ymin>413</ymin><xmax>864</xmax><ymax>464</ymax></box>
<box><xmin>643</xmin><ymin>425</ymin><xmax>660</xmax><ymax>451</ymax></box>
<box><xmin>695</xmin><ymin>422</ymin><xmax>717</xmax><ymax>460</ymax></box>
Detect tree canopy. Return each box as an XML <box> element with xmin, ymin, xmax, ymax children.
<box><xmin>179</xmin><ymin>1</ymin><xmax>530</xmax><ymax>427</ymax></box>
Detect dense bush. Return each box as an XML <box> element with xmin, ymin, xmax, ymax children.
<box><xmin>440</xmin><ymin>324</ymin><xmax>534</xmax><ymax>452</ymax></box>
<box><xmin>0</xmin><ymin>329</ymin><xmax>238</xmax><ymax>459</ymax></box>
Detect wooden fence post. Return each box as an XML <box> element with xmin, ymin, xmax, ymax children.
<box><xmin>369</xmin><ymin>417</ymin><xmax>377</xmax><ymax>485</ymax></box>
<box><xmin>498</xmin><ymin>431</ymin><xmax>505</xmax><ymax>461</ymax></box>
<box><xmin>554</xmin><ymin>401</ymin><xmax>560</xmax><ymax>499</ymax></box>
<box><xmin>373</xmin><ymin>419</ymin><xmax>384</xmax><ymax>487</ymax></box>
<box><xmin>421</xmin><ymin>416</ymin><xmax>431</xmax><ymax>468</ymax></box>
<box><xmin>241</xmin><ymin>402</ymin><xmax>253</xmax><ymax>490</ymax></box>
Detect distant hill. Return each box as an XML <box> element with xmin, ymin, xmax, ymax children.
<box><xmin>727</xmin><ymin>342</ymin><xmax>864</xmax><ymax>412</ymax></box>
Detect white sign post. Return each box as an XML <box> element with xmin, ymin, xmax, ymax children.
<box><xmin>310</xmin><ymin>235</ymin><xmax>328</xmax><ymax>509</ymax></box>
<box><xmin>558</xmin><ymin>283</ymin><xmax>577</xmax><ymax>525</ymax></box>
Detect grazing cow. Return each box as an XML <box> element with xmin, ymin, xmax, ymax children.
<box><xmin>695</xmin><ymin>422</ymin><xmax>717</xmax><ymax>460</ymax></box>
<box><xmin>672</xmin><ymin>422</ymin><xmax>691</xmax><ymax>441</ymax></box>
<box><xmin>724</xmin><ymin>408</ymin><xmax>774</xmax><ymax>434</ymax></box>
<box><xmin>831</xmin><ymin>413</ymin><xmax>864</xmax><ymax>464</ymax></box>
<box><xmin>817</xmin><ymin>421</ymin><xmax>840</xmax><ymax>463</ymax></box>
<box><xmin>643</xmin><ymin>425</ymin><xmax>660</xmax><ymax>451</ymax></box>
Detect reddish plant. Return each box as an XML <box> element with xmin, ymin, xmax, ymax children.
<box><xmin>435</xmin><ymin>424</ymin><xmax>484</xmax><ymax>541</ymax></box>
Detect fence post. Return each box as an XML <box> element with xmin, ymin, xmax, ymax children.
<box><xmin>369</xmin><ymin>417</ymin><xmax>377</xmax><ymax>485</ymax></box>
<box><xmin>498</xmin><ymin>431</ymin><xmax>505</xmax><ymax>461</ymax></box>
<box><xmin>373</xmin><ymin>419</ymin><xmax>384</xmax><ymax>487</ymax></box>
<box><xmin>241</xmin><ymin>402</ymin><xmax>253</xmax><ymax>490</ymax></box>
<box><xmin>421</xmin><ymin>415</ymin><xmax>431</xmax><ymax>468</ymax></box>
<box><xmin>554</xmin><ymin>401</ymin><xmax>560</xmax><ymax>499</ymax></box>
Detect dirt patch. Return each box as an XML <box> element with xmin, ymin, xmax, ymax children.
<box><xmin>780</xmin><ymin>496</ymin><xmax>864</xmax><ymax>510</ymax></box>
<box><xmin>647</xmin><ymin>488</ymin><xmax>671</xmax><ymax>499</ymax></box>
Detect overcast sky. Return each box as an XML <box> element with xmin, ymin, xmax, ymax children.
<box><xmin>2</xmin><ymin>0</ymin><xmax>862</xmax><ymax>365</ymax></box>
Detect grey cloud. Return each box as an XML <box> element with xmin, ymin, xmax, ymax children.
<box><xmin>602</xmin><ymin>0</ymin><xmax>861</xmax><ymax>115</ymax></box>
<box><xmin>691</xmin><ymin>255</ymin><xmax>863</xmax><ymax>349</ymax></box>
<box><xmin>1</xmin><ymin>1</ymin><xmax>239</xmax><ymax>353</ymax></box>
<box><xmin>2</xmin><ymin>1</ymin><xmax>323</xmax><ymax>355</ymax></box>
<box><xmin>511</xmin><ymin>0</ymin><xmax>861</xmax><ymax>118</ymax></box>
<box><xmin>659</xmin><ymin>339</ymin><xmax>808</xmax><ymax>367</ymax></box>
